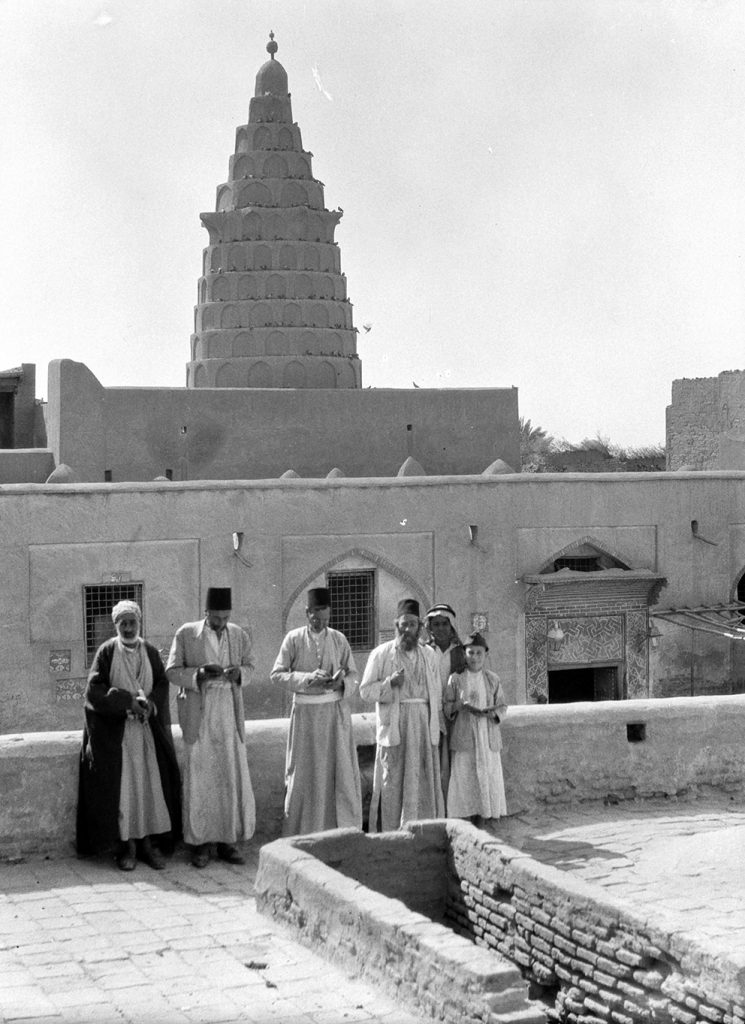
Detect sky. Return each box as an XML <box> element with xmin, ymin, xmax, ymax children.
<box><xmin>3</xmin><ymin>0</ymin><xmax>745</xmax><ymax>448</ymax></box>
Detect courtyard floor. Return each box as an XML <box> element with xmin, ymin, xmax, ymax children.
<box><xmin>2</xmin><ymin>794</ymin><xmax>744</xmax><ymax>1024</ymax></box>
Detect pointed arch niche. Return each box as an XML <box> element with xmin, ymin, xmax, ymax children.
<box><xmin>280</xmin><ymin>536</ymin><xmax>434</xmax><ymax>651</ymax></box>
<box><xmin>522</xmin><ymin>537</ymin><xmax>666</xmax><ymax>705</ymax></box>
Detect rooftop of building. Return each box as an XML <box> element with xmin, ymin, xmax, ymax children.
<box><xmin>2</xmin><ymin>794</ymin><xmax>743</xmax><ymax>1023</ymax></box>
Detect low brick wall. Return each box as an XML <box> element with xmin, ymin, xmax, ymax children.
<box><xmin>1</xmin><ymin>718</ymin><xmax>372</xmax><ymax>858</ymax></box>
<box><xmin>255</xmin><ymin>823</ymin><xmax>544</xmax><ymax>1024</ymax></box>
<box><xmin>445</xmin><ymin>824</ymin><xmax>745</xmax><ymax>1023</ymax></box>
<box><xmin>501</xmin><ymin>696</ymin><xmax>745</xmax><ymax>813</ymax></box>
<box><xmin>2</xmin><ymin>696</ymin><xmax>745</xmax><ymax>858</ymax></box>
<box><xmin>257</xmin><ymin>821</ymin><xmax>745</xmax><ymax>1024</ymax></box>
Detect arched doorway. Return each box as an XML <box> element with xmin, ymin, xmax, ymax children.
<box><xmin>523</xmin><ymin>539</ymin><xmax>666</xmax><ymax>704</ymax></box>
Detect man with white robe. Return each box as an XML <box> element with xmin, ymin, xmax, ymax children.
<box><xmin>423</xmin><ymin>602</ymin><xmax>466</xmax><ymax>806</ymax></box>
<box><xmin>271</xmin><ymin>587</ymin><xmax>362</xmax><ymax>836</ymax></box>
<box><xmin>166</xmin><ymin>587</ymin><xmax>255</xmax><ymax>867</ymax></box>
<box><xmin>360</xmin><ymin>598</ymin><xmax>444</xmax><ymax>832</ymax></box>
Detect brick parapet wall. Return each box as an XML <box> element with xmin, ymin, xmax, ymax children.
<box><xmin>444</xmin><ymin>825</ymin><xmax>745</xmax><ymax>1023</ymax></box>
<box><xmin>257</xmin><ymin>821</ymin><xmax>745</xmax><ymax>1024</ymax></box>
<box><xmin>256</xmin><ymin>823</ymin><xmax>545</xmax><ymax>1024</ymax></box>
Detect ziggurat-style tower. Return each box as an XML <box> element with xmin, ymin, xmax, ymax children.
<box><xmin>187</xmin><ymin>33</ymin><xmax>360</xmax><ymax>390</ymax></box>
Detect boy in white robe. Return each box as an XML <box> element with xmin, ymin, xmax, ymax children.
<box><xmin>444</xmin><ymin>631</ymin><xmax>508</xmax><ymax>824</ymax></box>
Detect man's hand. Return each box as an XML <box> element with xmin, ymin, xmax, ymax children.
<box><xmin>389</xmin><ymin>669</ymin><xmax>405</xmax><ymax>688</ymax></box>
<box><xmin>223</xmin><ymin>666</ymin><xmax>242</xmax><ymax>685</ymax></box>
<box><xmin>196</xmin><ymin>663</ymin><xmax>224</xmax><ymax>687</ymax></box>
<box><xmin>303</xmin><ymin>668</ymin><xmax>331</xmax><ymax>691</ymax></box>
<box><xmin>131</xmin><ymin>693</ymin><xmax>149</xmax><ymax>722</ymax></box>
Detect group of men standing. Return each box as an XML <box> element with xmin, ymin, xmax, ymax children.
<box><xmin>77</xmin><ymin>583</ymin><xmax>486</xmax><ymax>872</ymax></box>
<box><xmin>167</xmin><ymin>586</ymin><xmax>466</xmax><ymax>853</ymax></box>
<box><xmin>272</xmin><ymin>590</ymin><xmax>469</xmax><ymax>836</ymax></box>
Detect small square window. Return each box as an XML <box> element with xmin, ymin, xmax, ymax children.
<box><xmin>83</xmin><ymin>583</ymin><xmax>143</xmax><ymax>666</ymax></box>
<box><xmin>327</xmin><ymin>570</ymin><xmax>376</xmax><ymax>650</ymax></box>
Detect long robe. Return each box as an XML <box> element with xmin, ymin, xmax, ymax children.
<box><xmin>360</xmin><ymin>639</ymin><xmax>444</xmax><ymax>832</ymax></box>
<box><xmin>271</xmin><ymin>626</ymin><xmax>362</xmax><ymax>836</ymax></box>
<box><xmin>444</xmin><ymin>668</ymin><xmax>508</xmax><ymax>819</ymax></box>
<box><xmin>76</xmin><ymin>638</ymin><xmax>181</xmax><ymax>856</ymax></box>
<box><xmin>425</xmin><ymin>639</ymin><xmax>466</xmax><ymax>808</ymax></box>
<box><xmin>166</xmin><ymin>620</ymin><xmax>255</xmax><ymax>846</ymax></box>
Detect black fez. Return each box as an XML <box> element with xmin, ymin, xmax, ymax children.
<box><xmin>396</xmin><ymin>598</ymin><xmax>420</xmax><ymax>618</ymax></box>
<box><xmin>206</xmin><ymin>587</ymin><xmax>231</xmax><ymax>611</ymax></box>
<box><xmin>307</xmin><ymin>587</ymin><xmax>331</xmax><ymax>609</ymax></box>
<box><xmin>464</xmin><ymin>631</ymin><xmax>489</xmax><ymax>652</ymax></box>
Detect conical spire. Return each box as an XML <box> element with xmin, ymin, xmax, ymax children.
<box><xmin>187</xmin><ymin>36</ymin><xmax>360</xmax><ymax>391</ymax></box>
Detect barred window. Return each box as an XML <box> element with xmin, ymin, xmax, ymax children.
<box><xmin>327</xmin><ymin>570</ymin><xmax>375</xmax><ymax>650</ymax></box>
<box><xmin>83</xmin><ymin>583</ymin><xmax>144</xmax><ymax>666</ymax></box>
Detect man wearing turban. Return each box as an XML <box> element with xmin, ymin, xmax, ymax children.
<box><xmin>423</xmin><ymin>602</ymin><xmax>466</xmax><ymax>806</ymax></box>
<box><xmin>76</xmin><ymin>600</ymin><xmax>181</xmax><ymax>871</ymax></box>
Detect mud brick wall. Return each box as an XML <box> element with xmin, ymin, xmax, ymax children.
<box><xmin>444</xmin><ymin>825</ymin><xmax>745</xmax><ymax>1024</ymax></box>
<box><xmin>666</xmin><ymin>376</ymin><xmax>721</xmax><ymax>470</ymax></box>
<box><xmin>256</xmin><ymin>822</ymin><xmax>544</xmax><ymax>1024</ymax></box>
<box><xmin>292</xmin><ymin>826</ymin><xmax>448</xmax><ymax>923</ymax></box>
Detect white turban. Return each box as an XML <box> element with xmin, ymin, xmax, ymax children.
<box><xmin>111</xmin><ymin>600</ymin><xmax>142</xmax><ymax>623</ymax></box>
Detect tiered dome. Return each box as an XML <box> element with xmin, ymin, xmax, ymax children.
<box><xmin>187</xmin><ymin>33</ymin><xmax>360</xmax><ymax>390</ymax></box>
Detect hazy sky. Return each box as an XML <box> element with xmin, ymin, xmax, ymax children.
<box><xmin>3</xmin><ymin>0</ymin><xmax>744</xmax><ymax>447</ymax></box>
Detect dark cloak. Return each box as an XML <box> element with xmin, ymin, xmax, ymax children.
<box><xmin>76</xmin><ymin>638</ymin><xmax>182</xmax><ymax>855</ymax></box>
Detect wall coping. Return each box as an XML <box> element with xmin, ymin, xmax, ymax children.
<box><xmin>504</xmin><ymin>692</ymin><xmax>745</xmax><ymax>725</ymax></box>
<box><xmin>4</xmin><ymin>696</ymin><xmax>744</xmax><ymax>752</ymax></box>
<box><xmin>4</xmin><ymin>470</ymin><xmax>745</xmax><ymax>496</ymax></box>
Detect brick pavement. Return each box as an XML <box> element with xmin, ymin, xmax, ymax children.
<box><xmin>0</xmin><ymin>843</ymin><xmax>425</xmax><ymax>1024</ymax></box>
<box><xmin>488</xmin><ymin>793</ymin><xmax>745</xmax><ymax>962</ymax></box>
<box><xmin>3</xmin><ymin>797</ymin><xmax>745</xmax><ymax>1024</ymax></box>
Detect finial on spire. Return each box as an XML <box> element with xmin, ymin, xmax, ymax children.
<box><xmin>267</xmin><ymin>30</ymin><xmax>278</xmax><ymax>59</ymax></box>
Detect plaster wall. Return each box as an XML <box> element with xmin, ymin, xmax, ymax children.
<box><xmin>0</xmin><ymin>449</ymin><xmax>55</xmax><ymax>483</ymax></box>
<box><xmin>14</xmin><ymin>364</ymin><xmax>39</xmax><ymax>447</ymax></box>
<box><xmin>2</xmin><ymin>472</ymin><xmax>745</xmax><ymax>732</ymax></box>
<box><xmin>45</xmin><ymin>359</ymin><xmax>519</xmax><ymax>482</ymax></box>
<box><xmin>3</xmin><ymin>697</ymin><xmax>744</xmax><ymax>860</ymax></box>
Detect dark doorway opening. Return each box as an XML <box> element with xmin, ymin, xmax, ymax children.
<box><xmin>0</xmin><ymin>392</ymin><xmax>13</xmax><ymax>448</ymax></box>
<box><xmin>548</xmin><ymin>665</ymin><xmax>620</xmax><ymax>703</ymax></box>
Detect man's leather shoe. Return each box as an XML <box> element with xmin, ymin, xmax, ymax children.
<box><xmin>191</xmin><ymin>844</ymin><xmax>210</xmax><ymax>868</ymax></box>
<box><xmin>216</xmin><ymin>843</ymin><xmax>245</xmax><ymax>865</ymax></box>
<box><xmin>116</xmin><ymin>839</ymin><xmax>136</xmax><ymax>872</ymax></box>
<box><xmin>140</xmin><ymin>837</ymin><xmax>166</xmax><ymax>870</ymax></box>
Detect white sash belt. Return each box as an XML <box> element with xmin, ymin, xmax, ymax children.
<box><xmin>294</xmin><ymin>692</ymin><xmax>343</xmax><ymax>705</ymax></box>
<box><xmin>400</xmin><ymin>697</ymin><xmax>428</xmax><ymax>704</ymax></box>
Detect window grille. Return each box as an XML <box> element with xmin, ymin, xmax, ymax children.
<box><xmin>554</xmin><ymin>557</ymin><xmax>601</xmax><ymax>573</ymax></box>
<box><xmin>327</xmin><ymin>570</ymin><xmax>375</xmax><ymax>650</ymax></box>
<box><xmin>83</xmin><ymin>583</ymin><xmax>144</xmax><ymax>666</ymax></box>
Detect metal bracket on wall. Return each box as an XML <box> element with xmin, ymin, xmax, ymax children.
<box><xmin>690</xmin><ymin>520</ymin><xmax>718</xmax><ymax>546</ymax></box>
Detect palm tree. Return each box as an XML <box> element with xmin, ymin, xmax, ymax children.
<box><xmin>519</xmin><ymin>417</ymin><xmax>554</xmax><ymax>472</ymax></box>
